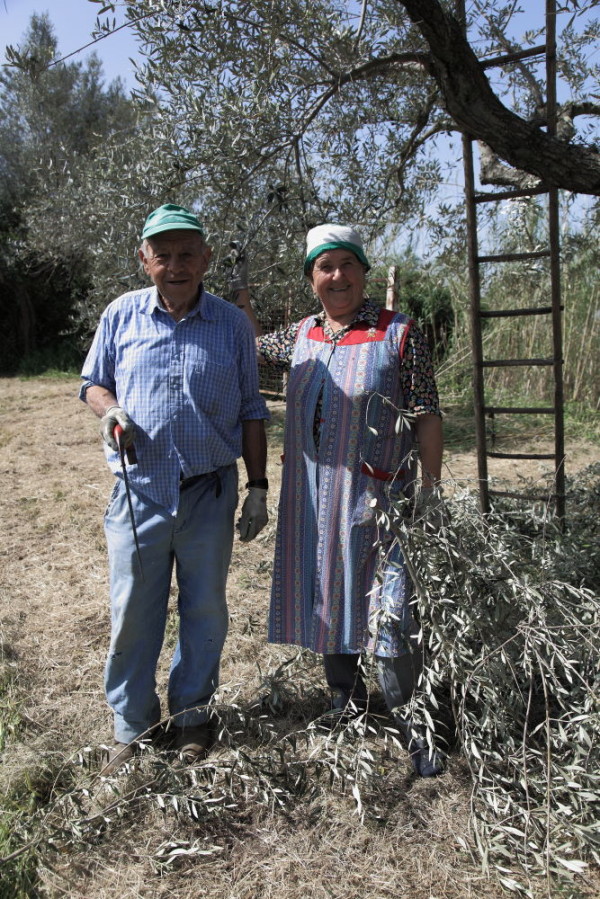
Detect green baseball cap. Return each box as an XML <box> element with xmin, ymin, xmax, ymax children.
<box><xmin>141</xmin><ymin>204</ymin><xmax>204</xmax><ymax>240</ymax></box>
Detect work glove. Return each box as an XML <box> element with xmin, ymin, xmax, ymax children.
<box><xmin>237</xmin><ymin>487</ymin><xmax>268</xmax><ymax>541</ymax></box>
<box><xmin>228</xmin><ymin>242</ymin><xmax>249</xmax><ymax>293</ymax></box>
<box><xmin>414</xmin><ymin>485</ymin><xmax>447</xmax><ymax>533</ymax></box>
<box><xmin>101</xmin><ymin>405</ymin><xmax>135</xmax><ymax>452</ymax></box>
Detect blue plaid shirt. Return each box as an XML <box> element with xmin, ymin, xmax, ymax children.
<box><xmin>80</xmin><ymin>285</ymin><xmax>269</xmax><ymax>514</ymax></box>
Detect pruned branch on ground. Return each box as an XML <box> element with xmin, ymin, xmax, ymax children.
<box><xmin>383</xmin><ymin>461</ymin><xmax>600</xmax><ymax>893</ymax></box>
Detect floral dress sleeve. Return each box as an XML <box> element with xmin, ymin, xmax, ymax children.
<box><xmin>256</xmin><ymin>321</ymin><xmax>301</xmax><ymax>372</ymax></box>
<box><xmin>401</xmin><ymin>323</ymin><xmax>441</xmax><ymax>416</ymax></box>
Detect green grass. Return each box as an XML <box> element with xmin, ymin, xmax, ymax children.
<box><xmin>17</xmin><ymin>367</ymin><xmax>81</xmax><ymax>381</ymax></box>
<box><xmin>265</xmin><ymin>405</ymin><xmax>286</xmax><ymax>443</ymax></box>
<box><xmin>0</xmin><ymin>663</ymin><xmax>40</xmax><ymax>897</ymax></box>
<box><xmin>12</xmin><ymin>343</ymin><xmax>84</xmax><ymax>379</ymax></box>
<box><xmin>564</xmin><ymin>399</ymin><xmax>600</xmax><ymax>443</ymax></box>
<box><xmin>0</xmin><ymin>810</ymin><xmax>39</xmax><ymax>899</ymax></box>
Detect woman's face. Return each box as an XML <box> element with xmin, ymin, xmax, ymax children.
<box><xmin>310</xmin><ymin>248</ymin><xmax>366</xmax><ymax>324</ymax></box>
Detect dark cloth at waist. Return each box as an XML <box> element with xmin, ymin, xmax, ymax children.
<box><xmin>180</xmin><ymin>471</ymin><xmax>215</xmax><ymax>490</ymax></box>
<box><xmin>179</xmin><ymin>463</ymin><xmax>235</xmax><ymax>494</ymax></box>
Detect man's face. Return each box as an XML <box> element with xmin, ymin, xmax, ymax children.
<box><xmin>310</xmin><ymin>248</ymin><xmax>366</xmax><ymax>322</ymax></box>
<box><xmin>139</xmin><ymin>230</ymin><xmax>212</xmax><ymax>308</ymax></box>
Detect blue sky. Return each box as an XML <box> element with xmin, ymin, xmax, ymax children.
<box><xmin>1</xmin><ymin>0</ymin><xmax>140</xmax><ymax>86</ymax></box>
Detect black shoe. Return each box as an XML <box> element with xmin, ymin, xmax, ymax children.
<box><xmin>317</xmin><ymin>697</ymin><xmax>367</xmax><ymax>730</ymax></box>
<box><xmin>408</xmin><ymin>736</ymin><xmax>445</xmax><ymax>777</ymax></box>
<box><xmin>393</xmin><ymin>715</ymin><xmax>445</xmax><ymax>777</ymax></box>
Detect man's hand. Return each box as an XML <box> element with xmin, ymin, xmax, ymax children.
<box><xmin>101</xmin><ymin>405</ymin><xmax>135</xmax><ymax>452</ymax></box>
<box><xmin>414</xmin><ymin>485</ymin><xmax>448</xmax><ymax>532</ymax></box>
<box><xmin>237</xmin><ymin>487</ymin><xmax>268</xmax><ymax>541</ymax></box>
<box><xmin>229</xmin><ymin>242</ymin><xmax>249</xmax><ymax>293</ymax></box>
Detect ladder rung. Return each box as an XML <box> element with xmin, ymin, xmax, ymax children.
<box><xmin>481</xmin><ymin>358</ymin><xmax>555</xmax><ymax>368</ymax></box>
<box><xmin>488</xmin><ymin>452</ymin><xmax>556</xmax><ymax>460</ymax></box>
<box><xmin>477</xmin><ymin>250</ymin><xmax>551</xmax><ymax>263</ymax></box>
<box><xmin>480</xmin><ymin>44</ymin><xmax>547</xmax><ymax>69</ymax></box>
<box><xmin>474</xmin><ymin>186</ymin><xmax>549</xmax><ymax>203</ymax></box>
<box><xmin>480</xmin><ymin>306</ymin><xmax>557</xmax><ymax>318</ymax></box>
<box><xmin>484</xmin><ymin>406</ymin><xmax>555</xmax><ymax>415</ymax></box>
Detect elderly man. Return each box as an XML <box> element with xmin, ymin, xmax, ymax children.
<box><xmin>81</xmin><ymin>204</ymin><xmax>269</xmax><ymax>774</ymax></box>
<box><xmin>235</xmin><ymin>224</ymin><xmax>444</xmax><ymax>777</ymax></box>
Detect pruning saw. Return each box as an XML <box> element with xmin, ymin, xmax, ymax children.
<box><xmin>114</xmin><ymin>424</ymin><xmax>144</xmax><ymax>582</ymax></box>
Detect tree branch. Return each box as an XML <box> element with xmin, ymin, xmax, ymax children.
<box><xmin>478</xmin><ymin>141</ymin><xmax>541</xmax><ymax>189</ymax></box>
<box><xmin>473</xmin><ymin>0</ymin><xmax>546</xmax><ymax>111</ymax></box>
<box><xmin>395</xmin><ymin>0</ymin><xmax>600</xmax><ymax>195</ymax></box>
<box><xmin>395</xmin><ymin>92</ymin><xmax>450</xmax><ymax>194</ymax></box>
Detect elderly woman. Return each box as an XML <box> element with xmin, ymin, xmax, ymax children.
<box><xmin>237</xmin><ymin>224</ymin><xmax>444</xmax><ymax>776</ymax></box>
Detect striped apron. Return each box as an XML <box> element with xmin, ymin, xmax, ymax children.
<box><xmin>268</xmin><ymin>309</ymin><xmax>418</xmax><ymax>657</ymax></box>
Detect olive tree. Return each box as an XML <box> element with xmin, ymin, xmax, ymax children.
<box><xmin>69</xmin><ymin>0</ymin><xmax>597</xmax><ymax>317</ymax></box>
<box><xmin>0</xmin><ymin>13</ymin><xmax>137</xmax><ymax>369</ymax></box>
<box><xmin>8</xmin><ymin>2</ymin><xmax>600</xmax><ymax>325</ymax></box>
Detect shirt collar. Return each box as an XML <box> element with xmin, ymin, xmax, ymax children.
<box><xmin>143</xmin><ymin>285</ymin><xmax>216</xmax><ymax>320</ymax></box>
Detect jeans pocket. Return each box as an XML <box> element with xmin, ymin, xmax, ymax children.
<box><xmin>104</xmin><ymin>480</ymin><xmax>121</xmax><ymax>519</ymax></box>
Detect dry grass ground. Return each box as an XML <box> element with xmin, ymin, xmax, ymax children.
<box><xmin>0</xmin><ymin>376</ymin><xmax>598</xmax><ymax>899</ymax></box>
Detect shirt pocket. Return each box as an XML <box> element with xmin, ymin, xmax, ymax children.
<box><xmin>191</xmin><ymin>357</ymin><xmax>240</xmax><ymax>416</ymax></box>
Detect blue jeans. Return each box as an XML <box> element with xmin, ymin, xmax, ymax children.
<box><xmin>103</xmin><ymin>465</ymin><xmax>238</xmax><ymax>743</ymax></box>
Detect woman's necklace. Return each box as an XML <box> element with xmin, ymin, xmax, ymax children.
<box><xmin>324</xmin><ymin>316</ymin><xmax>346</xmax><ymax>334</ymax></box>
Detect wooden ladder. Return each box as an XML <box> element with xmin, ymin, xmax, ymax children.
<box><xmin>460</xmin><ymin>0</ymin><xmax>565</xmax><ymax>519</ymax></box>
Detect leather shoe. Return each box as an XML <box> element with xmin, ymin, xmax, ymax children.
<box><xmin>392</xmin><ymin>715</ymin><xmax>445</xmax><ymax>778</ymax></box>
<box><xmin>100</xmin><ymin>741</ymin><xmax>137</xmax><ymax>776</ymax></box>
<box><xmin>173</xmin><ymin>724</ymin><xmax>211</xmax><ymax>765</ymax></box>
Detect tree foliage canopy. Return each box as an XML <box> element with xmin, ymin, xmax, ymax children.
<box><xmin>121</xmin><ymin>0</ymin><xmax>600</xmax><ymax>209</ymax></box>
<box><xmin>0</xmin><ymin>13</ymin><xmax>137</xmax><ymax>370</ymax></box>
<box><xmin>4</xmin><ymin>1</ymin><xmax>600</xmax><ymax>333</ymax></box>
<box><xmin>59</xmin><ymin>0</ymin><xmax>597</xmax><ymax>315</ymax></box>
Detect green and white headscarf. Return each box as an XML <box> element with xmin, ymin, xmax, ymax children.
<box><xmin>304</xmin><ymin>224</ymin><xmax>370</xmax><ymax>274</ymax></box>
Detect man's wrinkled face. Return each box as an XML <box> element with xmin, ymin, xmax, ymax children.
<box><xmin>139</xmin><ymin>230</ymin><xmax>212</xmax><ymax>308</ymax></box>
